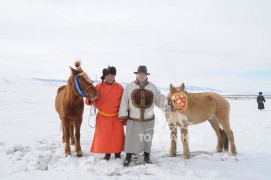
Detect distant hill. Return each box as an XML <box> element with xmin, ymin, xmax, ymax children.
<box><xmin>32</xmin><ymin>78</ymin><xmax>226</xmax><ymax>94</ymax></box>
<box><xmin>1</xmin><ymin>77</ymin><xmax>269</xmax><ymax>96</ymax></box>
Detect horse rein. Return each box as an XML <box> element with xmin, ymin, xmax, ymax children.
<box><xmin>83</xmin><ymin>83</ymin><xmax>95</xmax><ymax>96</ymax></box>
<box><xmin>87</xmin><ymin>104</ymin><xmax>96</xmax><ymax>128</ymax></box>
<box><xmin>164</xmin><ymin>99</ymin><xmax>180</xmax><ymax>130</ymax></box>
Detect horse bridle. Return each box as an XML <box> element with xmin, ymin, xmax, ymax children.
<box><xmin>74</xmin><ymin>75</ymin><xmax>95</xmax><ymax>97</ymax></box>
<box><xmin>169</xmin><ymin>92</ymin><xmax>188</xmax><ymax>111</ymax></box>
<box><xmin>168</xmin><ymin>99</ymin><xmax>183</xmax><ymax>111</ymax></box>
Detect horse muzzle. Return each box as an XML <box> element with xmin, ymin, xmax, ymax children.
<box><xmin>88</xmin><ymin>91</ymin><xmax>98</xmax><ymax>101</ymax></box>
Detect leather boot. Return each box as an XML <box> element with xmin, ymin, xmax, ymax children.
<box><xmin>123</xmin><ymin>153</ymin><xmax>132</xmax><ymax>166</ymax></box>
<box><xmin>144</xmin><ymin>152</ymin><xmax>152</xmax><ymax>164</ymax></box>
<box><xmin>104</xmin><ymin>153</ymin><xmax>111</xmax><ymax>160</ymax></box>
<box><xmin>115</xmin><ymin>152</ymin><xmax>121</xmax><ymax>159</ymax></box>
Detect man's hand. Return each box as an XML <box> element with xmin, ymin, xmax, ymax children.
<box><xmin>119</xmin><ymin>119</ymin><xmax>127</xmax><ymax>126</ymax></box>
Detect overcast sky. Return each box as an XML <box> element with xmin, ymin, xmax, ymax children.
<box><xmin>0</xmin><ymin>0</ymin><xmax>271</xmax><ymax>93</ymax></box>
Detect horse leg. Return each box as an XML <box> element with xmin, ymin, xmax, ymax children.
<box><xmin>223</xmin><ymin>127</ymin><xmax>237</xmax><ymax>155</ymax></box>
<box><xmin>70</xmin><ymin>122</ymin><xmax>75</xmax><ymax>145</ymax></box>
<box><xmin>180</xmin><ymin>124</ymin><xmax>190</xmax><ymax>159</ymax></box>
<box><xmin>219</xmin><ymin>119</ymin><xmax>237</xmax><ymax>155</ymax></box>
<box><xmin>62</xmin><ymin>121</ymin><xmax>71</xmax><ymax>156</ymax></box>
<box><xmin>61</xmin><ymin>122</ymin><xmax>65</xmax><ymax>143</ymax></box>
<box><xmin>208</xmin><ymin>118</ymin><xmax>223</xmax><ymax>153</ymax></box>
<box><xmin>168</xmin><ymin>123</ymin><xmax>177</xmax><ymax>157</ymax></box>
<box><xmin>74</xmin><ymin>120</ymin><xmax>83</xmax><ymax>157</ymax></box>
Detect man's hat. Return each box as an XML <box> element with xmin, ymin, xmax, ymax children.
<box><xmin>134</xmin><ymin>65</ymin><xmax>150</xmax><ymax>75</ymax></box>
<box><xmin>100</xmin><ymin>66</ymin><xmax>117</xmax><ymax>80</ymax></box>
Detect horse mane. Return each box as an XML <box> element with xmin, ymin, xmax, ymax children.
<box><xmin>75</xmin><ymin>60</ymin><xmax>83</xmax><ymax>72</ymax></box>
<box><xmin>75</xmin><ymin>60</ymin><xmax>81</xmax><ymax>68</ymax></box>
<box><xmin>70</xmin><ymin>60</ymin><xmax>83</xmax><ymax>76</ymax></box>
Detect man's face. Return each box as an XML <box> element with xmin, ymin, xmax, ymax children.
<box><xmin>105</xmin><ymin>74</ymin><xmax>115</xmax><ymax>84</ymax></box>
<box><xmin>136</xmin><ymin>73</ymin><xmax>147</xmax><ymax>83</ymax></box>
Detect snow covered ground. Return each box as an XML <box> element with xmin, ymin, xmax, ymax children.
<box><xmin>1</xmin><ymin>77</ymin><xmax>271</xmax><ymax>180</ymax></box>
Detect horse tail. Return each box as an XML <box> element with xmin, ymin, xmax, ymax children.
<box><xmin>222</xmin><ymin>130</ymin><xmax>229</xmax><ymax>151</ymax></box>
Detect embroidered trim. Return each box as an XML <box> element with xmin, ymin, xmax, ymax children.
<box><xmin>129</xmin><ymin>116</ymin><xmax>155</xmax><ymax>122</ymax></box>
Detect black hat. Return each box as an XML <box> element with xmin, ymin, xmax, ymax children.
<box><xmin>134</xmin><ymin>65</ymin><xmax>150</xmax><ymax>75</ymax></box>
<box><xmin>100</xmin><ymin>66</ymin><xmax>117</xmax><ymax>80</ymax></box>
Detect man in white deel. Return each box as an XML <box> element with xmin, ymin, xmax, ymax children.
<box><xmin>118</xmin><ymin>65</ymin><xmax>171</xmax><ymax>166</ymax></box>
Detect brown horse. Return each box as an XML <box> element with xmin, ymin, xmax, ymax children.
<box><xmin>55</xmin><ymin>61</ymin><xmax>98</xmax><ymax>157</ymax></box>
<box><xmin>166</xmin><ymin>83</ymin><xmax>237</xmax><ymax>159</ymax></box>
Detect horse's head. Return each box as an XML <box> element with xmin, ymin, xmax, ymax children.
<box><xmin>168</xmin><ymin>83</ymin><xmax>188</xmax><ymax>112</ymax></box>
<box><xmin>70</xmin><ymin>61</ymin><xmax>98</xmax><ymax>101</ymax></box>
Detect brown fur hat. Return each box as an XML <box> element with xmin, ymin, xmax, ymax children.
<box><xmin>100</xmin><ymin>66</ymin><xmax>117</xmax><ymax>80</ymax></box>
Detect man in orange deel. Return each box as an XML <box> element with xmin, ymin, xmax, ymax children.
<box><xmin>85</xmin><ymin>66</ymin><xmax>126</xmax><ymax>160</ymax></box>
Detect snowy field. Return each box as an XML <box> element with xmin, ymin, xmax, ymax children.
<box><xmin>0</xmin><ymin>77</ymin><xmax>271</xmax><ymax>180</ymax></box>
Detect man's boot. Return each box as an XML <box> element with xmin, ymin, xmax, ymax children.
<box><xmin>115</xmin><ymin>152</ymin><xmax>121</xmax><ymax>159</ymax></box>
<box><xmin>144</xmin><ymin>152</ymin><xmax>152</xmax><ymax>164</ymax></box>
<box><xmin>123</xmin><ymin>153</ymin><xmax>132</xmax><ymax>166</ymax></box>
<box><xmin>104</xmin><ymin>153</ymin><xmax>111</xmax><ymax>160</ymax></box>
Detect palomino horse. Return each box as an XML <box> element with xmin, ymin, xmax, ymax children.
<box><xmin>55</xmin><ymin>61</ymin><xmax>98</xmax><ymax>157</ymax></box>
<box><xmin>166</xmin><ymin>83</ymin><xmax>237</xmax><ymax>159</ymax></box>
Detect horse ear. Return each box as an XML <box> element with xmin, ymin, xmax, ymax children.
<box><xmin>179</xmin><ymin>83</ymin><xmax>185</xmax><ymax>91</ymax></box>
<box><xmin>77</xmin><ymin>67</ymin><xmax>83</xmax><ymax>72</ymax></box>
<box><xmin>70</xmin><ymin>66</ymin><xmax>78</xmax><ymax>75</ymax></box>
<box><xmin>170</xmin><ymin>83</ymin><xmax>177</xmax><ymax>93</ymax></box>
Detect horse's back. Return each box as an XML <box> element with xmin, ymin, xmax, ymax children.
<box><xmin>186</xmin><ymin>92</ymin><xmax>229</xmax><ymax>123</ymax></box>
<box><xmin>57</xmin><ymin>85</ymin><xmax>66</xmax><ymax>94</ymax></box>
<box><xmin>206</xmin><ymin>92</ymin><xmax>229</xmax><ymax>111</ymax></box>
<box><xmin>190</xmin><ymin>92</ymin><xmax>229</xmax><ymax>107</ymax></box>
<box><xmin>202</xmin><ymin>92</ymin><xmax>230</xmax><ymax>120</ymax></box>
<box><xmin>207</xmin><ymin>92</ymin><xmax>230</xmax><ymax>111</ymax></box>
<box><xmin>55</xmin><ymin>84</ymin><xmax>84</xmax><ymax>119</ymax></box>
<box><xmin>55</xmin><ymin>85</ymin><xmax>67</xmax><ymax>115</ymax></box>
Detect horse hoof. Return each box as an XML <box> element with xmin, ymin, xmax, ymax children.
<box><xmin>182</xmin><ymin>153</ymin><xmax>190</xmax><ymax>159</ymax></box>
<box><xmin>65</xmin><ymin>151</ymin><xmax>71</xmax><ymax>157</ymax></box>
<box><xmin>169</xmin><ymin>153</ymin><xmax>176</xmax><ymax>157</ymax></box>
<box><xmin>216</xmin><ymin>148</ymin><xmax>223</xmax><ymax>153</ymax></box>
<box><xmin>77</xmin><ymin>153</ymin><xmax>83</xmax><ymax>157</ymax></box>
